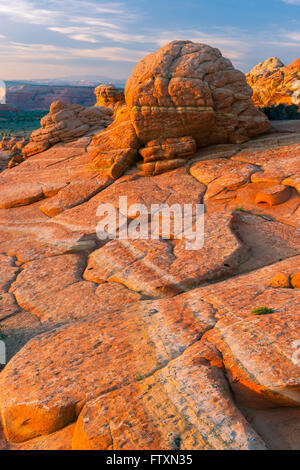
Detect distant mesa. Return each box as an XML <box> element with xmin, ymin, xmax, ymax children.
<box><xmin>247</xmin><ymin>57</ymin><xmax>300</xmax><ymax>108</ymax></box>
<box><xmin>90</xmin><ymin>40</ymin><xmax>270</xmax><ymax>179</ymax></box>
<box><xmin>5</xmin><ymin>82</ymin><xmax>96</xmax><ymax>111</ymax></box>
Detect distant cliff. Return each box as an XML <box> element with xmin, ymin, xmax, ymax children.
<box><xmin>6</xmin><ymin>82</ymin><xmax>97</xmax><ymax>110</ymax></box>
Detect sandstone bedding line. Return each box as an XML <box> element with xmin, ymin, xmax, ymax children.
<box><xmin>0</xmin><ymin>41</ymin><xmax>299</xmax><ymax>450</ymax></box>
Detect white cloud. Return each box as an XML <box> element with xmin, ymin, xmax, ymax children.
<box><xmin>0</xmin><ymin>0</ymin><xmax>59</xmax><ymax>25</ymax></box>
<box><xmin>282</xmin><ymin>0</ymin><xmax>300</xmax><ymax>4</ymax></box>
<box><xmin>0</xmin><ymin>40</ymin><xmax>147</xmax><ymax>63</ymax></box>
<box><xmin>147</xmin><ymin>29</ymin><xmax>251</xmax><ymax>61</ymax></box>
<box><xmin>284</xmin><ymin>32</ymin><xmax>300</xmax><ymax>41</ymax></box>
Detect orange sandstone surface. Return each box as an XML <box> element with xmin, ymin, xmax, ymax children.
<box><xmin>0</xmin><ymin>42</ymin><xmax>299</xmax><ymax>451</ymax></box>
<box><xmin>247</xmin><ymin>57</ymin><xmax>300</xmax><ymax>108</ymax></box>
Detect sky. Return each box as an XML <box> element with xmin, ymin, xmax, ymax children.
<box><xmin>0</xmin><ymin>0</ymin><xmax>299</xmax><ymax>81</ymax></box>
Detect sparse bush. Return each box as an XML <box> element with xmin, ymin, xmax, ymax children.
<box><xmin>252</xmin><ymin>306</ymin><xmax>274</xmax><ymax>316</ymax></box>
<box><xmin>134</xmin><ymin>374</ymin><xmax>143</xmax><ymax>381</ymax></box>
<box><xmin>0</xmin><ymin>110</ymin><xmax>47</xmax><ymax>138</ymax></box>
<box><xmin>261</xmin><ymin>104</ymin><xmax>300</xmax><ymax>120</ymax></box>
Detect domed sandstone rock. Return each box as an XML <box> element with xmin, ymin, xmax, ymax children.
<box><xmin>247</xmin><ymin>57</ymin><xmax>300</xmax><ymax>108</ymax></box>
<box><xmin>22</xmin><ymin>100</ymin><xmax>113</xmax><ymax>158</ymax></box>
<box><xmin>268</xmin><ymin>272</ymin><xmax>291</xmax><ymax>288</ymax></box>
<box><xmin>91</xmin><ymin>40</ymin><xmax>270</xmax><ymax>178</ymax></box>
<box><xmin>94</xmin><ymin>84</ymin><xmax>125</xmax><ymax>112</ymax></box>
<box><xmin>291</xmin><ymin>272</ymin><xmax>300</xmax><ymax>289</ymax></box>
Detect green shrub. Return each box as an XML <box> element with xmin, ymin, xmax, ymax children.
<box><xmin>252</xmin><ymin>306</ymin><xmax>274</xmax><ymax>316</ymax></box>
<box><xmin>261</xmin><ymin>104</ymin><xmax>300</xmax><ymax>120</ymax></box>
<box><xmin>134</xmin><ymin>374</ymin><xmax>143</xmax><ymax>382</ymax></box>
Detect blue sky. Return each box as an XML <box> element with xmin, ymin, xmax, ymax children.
<box><xmin>0</xmin><ymin>0</ymin><xmax>299</xmax><ymax>80</ymax></box>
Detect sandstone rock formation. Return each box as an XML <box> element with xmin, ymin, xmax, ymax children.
<box><xmin>247</xmin><ymin>57</ymin><xmax>300</xmax><ymax>107</ymax></box>
<box><xmin>94</xmin><ymin>84</ymin><xmax>125</xmax><ymax>112</ymax></box>
<box><xmin>91</xmin><ymin>40</ymin><xmax>270</xmax><ymax>178</ymax></box>
<box><xmin>0</xmin><ymin>49</ymin><xmax>299</xmax><ymax>451</ymax></box>
<box><xmin>248</xmin><ymin>57</ymin><xmax>284</xmax><ymax>77</ymax></box>
<box><xmin>22</xmin><ymin>100</ymin><xmax>113</xmax><ymax>158</ymax></box>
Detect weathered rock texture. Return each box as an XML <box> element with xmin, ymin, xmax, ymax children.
<box><xmin>91</xmin><ymin>40</ymin><xmax>270</xmax><ymax>178</ymax></box>
<box><xmin>0</xmin><ymin>52</ymin><xmax>299</xmax><ymax>451</ymax></box>
<box><xmin>94</xmin><ymin>84</ymin><xmax>125</xmax><ymax>112</ymax></box>
<box><xmin>247</xmin><ymin>57</ymin><xmax>300</xmax><ymax>107</ymax></box>
<box><xmin>22</xmin><ymin>100</ymin><xmax>113</xmax><ymax>158</ymax></box>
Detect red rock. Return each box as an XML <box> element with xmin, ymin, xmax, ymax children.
<box><xmin>207</xmin><ymin>312</ymin><xmax>300</xmax><ymax>408</ymax></box>
<box><xmin>268</xmin><ymin>272</ymin><xmax>291</xmax><ymax>288</ymax></box>
<box><xmin>190</xmin><ymin>158</ymin><xmax>256</xmax><ymax>199</ymax></box>
<box><xmin>22</xmin><ymin>101</ymin><xmax>113</xmax><ymax>158</ymax></box>
<box><xmin>0</xmin><ymin>294</ymin><xmax>215</xmax><ymax>442</ymax></box>
<box><xmin>138</xmin><ymin>136</ymin><xmax>197</xmax><ymax>175</ymax></box>
<box><xmin>72</xmin><ymin>342</ymin><xmax>266</xmax><ymax>450</ymax></box>
<box><xmin>291</xmin><ymin>273</ymin><xmax>300</xmax><ymax>289</ymax></box>
<box><xmin>83</xmin><ymin>211</ymin><xmax>249</xmax><ymax>297</ymax></box>
<box><xmin>91</xmin><ymin>40</ymin><xmax>270</xmax><ymax>178</ymax></box>
<box><xmin>247</xmin><ymin>57</ymin><xmax>300</xmax><ymax>107</ymax></box>
<box><xmin>39</xmin><ymin>173</ymin><xmax>112</xmax><ymax>217</ymax></box>
<box><xmin>90</xmin><ymin>105</ymin><xmax>140</xmax><ymax>179</ymax></box>
<box><xmin>10</xmin><ymin>253</ymin><xmax>143</xmax><ymax>322</ymax></box>
<box><xmin>254</xmin><ymin>184</ymin><xmax>291</xmax><ymax>206</ymax></box>
<box><xmin>0</xmin><ymin>138</ymin><xmax>105</xmax><ymax>209</ymax></box>
<box><xmin>94</xmin><ymin>84</ymin><xmax>125</xmax><ymax>112</ymax></box>
<box><xmin>11</xmin><ymin>424</ymin><xmax>75</xmax><ymax>451</ymax></box>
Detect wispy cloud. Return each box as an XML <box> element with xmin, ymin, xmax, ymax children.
<box><xmin>0</xmin><ymin>0</ymin><xmax>59</xmax><ymax>25</ymax></box>
<box><xmin>282</xmin><ymin>0</ymin><xmax>300</xmax><ymax>5</ymax></box>
<box><xmin>147</xmin><ymin>29</ymin><xmax>252</xmax><ymax>61</ymax></box>
<box><xmin>0</xmin><ymin>0</ymin><xmax>298</xmax><ymax>80</ymax></box>
<box><xmin>0</xmin><ymin>40</ymin><xmax>147</xmax><ymax>63</ymax></box>
<box><xmin>285</xmin><ymin>32</ymin><xmax>300</xmax><ymax>41</ymax></box>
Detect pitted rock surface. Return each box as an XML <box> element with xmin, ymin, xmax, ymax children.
<box><xmin>0</xmin><ymin>48</ymin><xmax>299</xmax><ymax>451</ymax></box>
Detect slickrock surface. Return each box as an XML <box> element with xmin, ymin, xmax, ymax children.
<box><xmin>22</xmin><ymin>100</ymin><xmax>113</xmax><ymax>158</ymax></box>
<box><xmin>0</xmin><ymin>64</ymin><xmax>299</xmax><ymax>451</ymax></box>
<box><xmin>91</xmin><ymin>41</ymin><xmax>270</xmax><ymax>178</ymax></box>
<box><xmin>247</xmin><ymin>57</ymin><xmax>300</xmax><ymax>107</ymax></box>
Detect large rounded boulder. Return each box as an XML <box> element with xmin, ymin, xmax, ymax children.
<box><xmin>91</xmin><ymin>40</ymin><xmax>270</xmax><ymax>178</ymax></box>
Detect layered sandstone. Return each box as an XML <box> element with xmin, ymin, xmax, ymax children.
<box><xmin>0</xmin><ymin>47</ymin><xmax>299</xmax><ymax>452</ymax></box>
<box><xmin>247</xmin><ymin>57</ymin><xmax>300</xmax><ymax>107</ymax></box>
<box><xmin>94</xmin><ymin>84</ymin><xmax>125</xmax><ymax>112</ymax></box>
<box><xmin>22</xmin><ymin>100</ymin><xmax>113</xmax><ymax>158</ymax></box>
<box><xmin>91</xmin><ymin>40</ymin><xmax>270</xmax><ymax>178</ymax></box>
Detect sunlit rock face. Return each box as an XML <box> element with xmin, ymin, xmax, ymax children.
<box><xmin>0</xmin><ymin>80</ymin><xmax>6</xmax><ymax>104</ymax></box>
<box><xmin>247</xmin><ymin>58</ymin><xmax>300</xmax><ymax>107</ymax></box>
<box><xmin>91</xmin><ymin>40</ymin><xmax>270</xmax><ymax>178</ymax></box>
